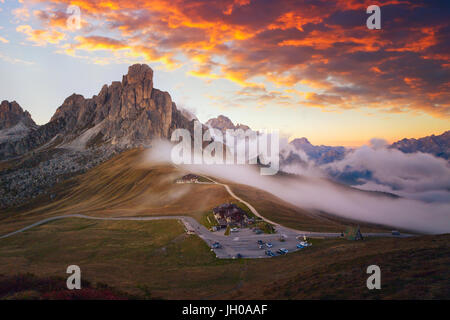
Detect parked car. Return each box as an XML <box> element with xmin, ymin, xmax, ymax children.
<box><xmin>277</xmin><ymin>248</ymin><xmax>288</xmax><ymax>255</ymax></box>
<box><xmin>299</xmin><ymin>241</ymin><xmax>311</xmax><ymax>247</ymax></box>
<box><xmin>234</xmin><ymin>253</ymin><xmax>243</xmax><ymax>259</ymax></box>
<box><xmin>296</xmin><ymin>243</ymin><xmax>305</xmax><ymax>249</ymax></box>
<box><xmin>257</xmin><ymin>240</ymin><xmax>264</xmax><ymax>245</ymax></box>
<box><xmin>392</xmin><ymin>230</ymin><xmax>401</xmax><ymax>236</ymax></box>
<box><xmin>259</xmin><ymin>244</ymin><xmax>264</xmax><ymax>249</ymax></box>
<box><xmin>265</xmin><ymin>250</ymin><xmax>275</xmax><ymax>257</ymax></box>
<box><xmin>212</xmin><ymin>242</ymin><xmax>222</xmax><ymax>249</ymax></box>
<box><xmin>230</xmin><ymin>227</ymin><xmax>239</xmax><ymax>232</ymax></box>
<box><xmin>265</xmin><ymin>242</ymin><xmax>273</xmax><ymax>248</ymax></box>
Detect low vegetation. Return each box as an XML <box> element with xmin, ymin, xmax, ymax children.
<box><xmin>197</xmin><ymin>176</ymin><xmax>213</xmax><ymax>183</ymax></box>
<box><xmin>200</xmin><ymin>210</ymin><xmax>219</xmax><ymax>229</ymax></box>
<box><xmin>254</xmin><ymin>221</ymin><xmax>276</xmax><ymax>234</ymax></box>
<box><xmin>0</xmin><ymin>218</ymin><xmax>448</xmax><ymax>299</ymax></box>
<box><xmin>0</xmin><ymin>273</ymin><xmax>130</xmax><ymax>300</ymax></box>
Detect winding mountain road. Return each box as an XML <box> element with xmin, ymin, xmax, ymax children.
<box><xmin>0</xmin><ymin>176</ymin><xmax>411</xmax><ymax>259</ymax></box>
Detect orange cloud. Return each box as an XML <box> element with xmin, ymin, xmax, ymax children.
<box><xmin>18</xmin><ymin>0</ymin><xmax>450</xmax><ymax>117</ymax></box>
<box><xmin>16</xmin><ymin>24</ymin><xmax>65</xmax><ymax>46</ymax></box>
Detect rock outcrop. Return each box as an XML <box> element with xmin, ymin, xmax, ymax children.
<box><xmin>0</xmin><ymin>64</ymin><xmax>195</xmax><ymax>208</ymax></box>
<box><xmin>50</xmin><ymin>63</ymin><xmax>191</xmax><ymax>147</ymax></box>
<box><xmin>0</xmin><ymin>100</ymin><xmax>39</xmax><ymax>156</ymax></box>
<box><xmin>0</xmin><ymin>64</ymin><xmax>193</xmax><ymax>159</ymax></box>
<box><xmin>0</xmin><ymin>100</ymin><xmax>36</xmax><ymax>130</ymax></box>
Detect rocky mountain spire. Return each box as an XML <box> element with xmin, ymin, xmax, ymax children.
<box><xmin>0</xmin><ymin>64</ymin><xmax>193</xmax><ymax>159</ymax></box>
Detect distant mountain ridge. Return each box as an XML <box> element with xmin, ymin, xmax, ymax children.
<box><xmin>0</xmin><ymin>66</ymin><xmax>448</xmax><ymax>208</ymax></box>
<box><xmin>206</xmin><ymin>115</ymin><xmax>250</xmax><ymax>132</ymax></box>
<box><xmin>390</xmin><ymin>131</ymin><xmax>449</xmax><ymax>160</ymax></box>
<box><xmin>288</xmin><ymin>137</ymin><xmax>347</xmax><ymax>165</ymax></box>
<box><xmin>281</xmin><ymin>131</ymin><xmax>450</xmax><ymax>167</ymax></box>
<box><xmin>203</xmin><ymin>115</ymin><xmax>449</xmax><ymax>165</ymax></box>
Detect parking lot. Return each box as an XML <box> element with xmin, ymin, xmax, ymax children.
<box><xmin>194</xmin><ymin>223</ymin><xmax>315</xmax><ymax>259</ymax></box>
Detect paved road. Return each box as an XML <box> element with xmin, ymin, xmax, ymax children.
<box><xmin>0</xmin><ymin>213</ymin><xmax>411</xmax><ymax>259</ymax></box>
<box><xmin>0</xmin><ymin>213</ymin><xmax>302</xmax><ymax>258</ymax></box>
<box><xmin>0</xmin><ymin>173</ymin><xmax>412</xmax><ymax>259</ymax></box>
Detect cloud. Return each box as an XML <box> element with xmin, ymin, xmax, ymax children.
<box><xmin>13</xmin><ymin>0</ymin><xmax>450</xmax><ymax>117</ymax></box>
<box><xmin>0</xmin><ymin>52</ymin><xmax>34</xmax><ymax>65</ymax></box>
<box><xmin>62</xmin><ymin>35</ymin><xmax>179</xmax><ymax>67</ymax></box>
<box><xmin>0</xmin><ymin>36</ymin><xmax>9</xmax><ymax>43</ymax></box>
<box><xmin>143</xmin><ymin>140</ymin><xmax>450</xmax><ymax>234</ymax></box>
<box><xmin>16</xmin><ymin>24</ymin><xmax>65</xmax><ymax>46</ymax></box>
<box><xmin>12</xmin><ymin>6</ymin><xmax>31</xmax><ymax>22</ymax></box>
<box><xmin>325</xmin><ymin>145</ymin><xmax>450</xmax><ymax>202</ymax></box>
<box><xmin>278</xmin><ymin>136</ymin><xmax>450</xmax><ymax>204</ymax></box>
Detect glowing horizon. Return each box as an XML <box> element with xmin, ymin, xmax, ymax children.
<box><xmin>0</xmin><ymin>0</ymin><xmax>448</xmax><ymax>146</ymax></box>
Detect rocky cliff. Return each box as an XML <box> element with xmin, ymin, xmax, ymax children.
<box><xmin>0</xmin><ymin>100</ymin><xmax>36</xmax><ymax>130</ymax></box>
<box><xmin>0</xmin><ymin>64</ymin><xmax>193</xmax><ymax>159</ymax></box>
<box><xmin>0</xmin><ymin>100</ymin><xmax>38</xmax><ymax>155</ymax></box>
<box><xmin>0</xmin><ymin>64</ymin><xmax>195</xmax><ymax>208</ymax></box>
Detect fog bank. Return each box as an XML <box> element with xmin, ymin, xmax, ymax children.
<box><xmin>144</xmin><ymin>140</ymin><xmax>450</xmax><ymax>234</ymax></box>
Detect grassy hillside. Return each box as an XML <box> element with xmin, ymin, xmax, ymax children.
<box><xmin>1</xmin><ymin>148</ymin><xmax>388</xmax><ymax>236</ymax></box>
<box><xmin>0</xmin><ymin>149</ymin><xmax>236</xmax><ymax>235</ymax></box>
<box><xmin>2</xmin><ymin>148</ymin><xmax>446</xmax><ymax>300</ymax></box>
<box><xmin>0</xmin><ymin>218</ymin><xmax>447</xmax><ymax>299</ymax></box>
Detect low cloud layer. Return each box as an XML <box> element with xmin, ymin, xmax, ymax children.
<box><xmin>281</xmin><ymin>138</ymin><xmax>450</xmax><ymax>203</ymax></box>
<box><xmin>325</xmin><ymin>143</ymin><xmax>450</xmax><ymax>203</ymax></box>
<box><xmin>144</xmin><ymin>140</ymin><xmax>450</xmax><ymax>234</ymax></box>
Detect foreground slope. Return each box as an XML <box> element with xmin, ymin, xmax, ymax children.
<box><xmin>0</xmin><ymin>148</ymin><xmax>448</xmax><ymax>299</ymax></box>
<box><xmin>0</xmin><ymin>217</ymin><xmax>447</xmax><ymax>299</ymax></box>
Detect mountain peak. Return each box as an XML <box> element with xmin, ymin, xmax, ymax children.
<box><xmin>206</xmin><ymin>115</ymin><xmax>250</xmax><ymax>132</ymax></box>
<box><xmin>1</xmin><ymin>64</ymin><xmax>192</xmax><ymax>159</ymax></box>
<box><xmin>390</xmin><ymin>130</ymin><xmax>450</xmax><ymax>160</ymax></box>
<box><xmin>0</xmin><ymin>100</ymin><xmax>36</xmax><ymax>130</ymax></box>
<box><xmin>122</xmin><ymin>64</ymin><xmax>154</xmax><ymax>87</ymax></box>
<box><xmin>206</xmin><ymin>115</ymin><xmax>234</xmax><ymax>130</ymax></box>
<box><xmin>290</xmin><ymin>137</ymin><xmax>311</xmax><ymax>148</ymax></box>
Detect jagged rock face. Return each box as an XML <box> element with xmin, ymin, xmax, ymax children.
<box><xmin>0</xmin><ymin>100</ymin><xmax>36</xmax><ymax>130</ymax></box>
<box><xmin>206</xmin><ymin>115</ymin><xmax>250</xmax><ymax>132</ymax></box>
<box><xmin>0</xmin><ymin>101</ymin><xmax>39</xmax><ymax>157</ymax></box>
<box><xmin>49</xmin><ymin>64</ymin><xmax>188</xmax><ymax>147</ymax></box>
<box><xmin>390</xmin><ymin>131</ymin><xmax>450</xmax><ymax>160</ymax></box>
<box><xmin>0</xmin><ymin>64</ymin><xmax>193</xmax><ymax>159</ymax></box>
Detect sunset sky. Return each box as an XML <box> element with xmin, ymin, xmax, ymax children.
<box><xmin>0</xmin><ymin>0</ymin><xmax>448</xmax><ymax>146</ymax></box>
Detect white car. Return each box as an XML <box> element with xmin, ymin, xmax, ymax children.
<box><xmin>230</xmin><ymin>227</ymin><xmax>239</xmax><ymax>232</ymax></box>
